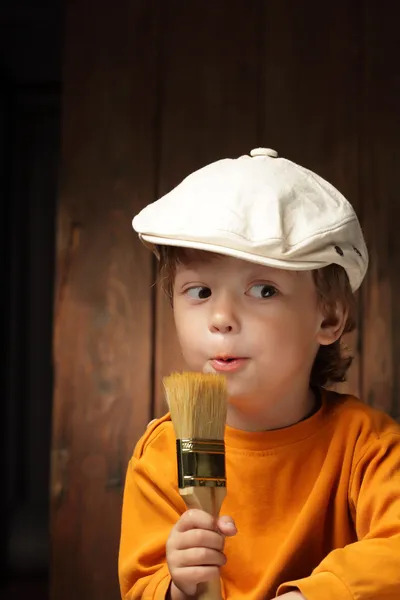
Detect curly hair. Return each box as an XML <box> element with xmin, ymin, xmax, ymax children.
<box><xmin>156</xmin><ymin>245</ymin><xmax>356</xmax><ymax>388</ymax></box>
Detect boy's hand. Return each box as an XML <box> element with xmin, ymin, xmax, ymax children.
<box><xmin>274</xmin><ymin>593</ymin><xmax>307</xmax><ymax>599</ymax></box>
<box><xmin>166</xmin><ymin>509</ymin><xmax>237</xmax><ymax>598</ymax></box>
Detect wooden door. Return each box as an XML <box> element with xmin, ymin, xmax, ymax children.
<box><xmin>51</xmin><ymin>2</ymin><xmax>400</xmax><ymax>600</ymax></box>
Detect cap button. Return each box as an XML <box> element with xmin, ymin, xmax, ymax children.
<box><xmin>250</xmin><ymin>147</ymin><xmax>278</xmax><ymax>158</ymax></box>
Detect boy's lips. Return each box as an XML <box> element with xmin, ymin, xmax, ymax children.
<box><xmin>209</xmin><ymin>356</ymin><xmax>249</xmax><ymax>373</ymax></box>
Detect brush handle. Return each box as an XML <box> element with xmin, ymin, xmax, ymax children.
<box><xmin>181</xmin><ymin>487</ymin><xmax>226</xmax><ymax>600</ymax></box>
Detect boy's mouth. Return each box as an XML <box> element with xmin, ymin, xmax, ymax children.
<box><xmin>210</xmin><ymin>356</ymin><xmax>248</xmax><ymax>372</ymax></box>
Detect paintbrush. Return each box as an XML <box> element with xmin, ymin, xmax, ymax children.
<box><xmin>163</xmin><ymin>371</ymin><xmax>228</xmax><ymax>600</ymax></box>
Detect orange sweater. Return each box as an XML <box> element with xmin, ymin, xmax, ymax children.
<box><xmin>119</xmin><ymin>391</ymin><xmax>400</xmax><ymax>599</ymax></box>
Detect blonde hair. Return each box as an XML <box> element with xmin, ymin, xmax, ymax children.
<box><xmin>157</xmin><ymin>245</ymin><xmax>356</xmax><ymax>388</ymax></box>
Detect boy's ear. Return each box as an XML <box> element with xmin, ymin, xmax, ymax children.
<box><xmin>317</xmin><ymin>303</ymin><xmax>348</xmax><ymax>346</ymax></box>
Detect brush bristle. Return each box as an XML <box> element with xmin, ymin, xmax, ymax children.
<box><xmin>163</xmin><ymin>372</ymin><xmax>228</xmax><ymax>441</ymax></box>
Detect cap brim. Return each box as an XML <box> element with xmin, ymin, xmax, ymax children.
<box><xmin>140</xmin><ymin>233</ymin><xmax>328</xmax><ymax>272</ymax></box>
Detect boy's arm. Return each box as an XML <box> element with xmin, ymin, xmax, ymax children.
<box><xmin>277</xmin><ymin>430</ymin><xmax>400</xmax><ymax>599</ymax></box>
<box><xmin>166</xmin><ymin>582</ymin><xmax>191</xmax><ymax>600</ymax></box>
<box><xmin>119</xmin><ymin>441</ymin><xmax>186</xmax><ymax>599</ymax></box>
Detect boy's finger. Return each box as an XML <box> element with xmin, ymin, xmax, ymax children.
<box><xmin>175</xmin><ymin>509</ymin><xmax>217</xmax><ymax>533</ymax></box>
<box><xmin>175</xmin><ymin>528</ymin><xmax>224</xmax><ymax>551</ymax></box>
<box><xmin>217</xmin><ymin>515</ymin><xmax>237</xmax><ymax>536</ymax></box>
<box><xmin>175</xmin><ymin>547</ymin><xmax>226</xmax><ymax>568</ymax></box>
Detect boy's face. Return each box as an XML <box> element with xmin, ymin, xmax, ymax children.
<box><xmin>173</xmin><ymin>254</ymin><xmax>336</xmax><ymax>419</ymax></box>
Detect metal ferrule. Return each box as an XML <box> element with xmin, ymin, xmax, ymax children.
<box><xmin>176</xmin><ymin>438</ymin><xmax>226</xmax><ymax>488</ymax></box>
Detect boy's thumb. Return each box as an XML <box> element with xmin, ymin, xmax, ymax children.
<box><xmin>217</xmin><ymin>515</ymin><xmax>237</xmax><ymax>536</ymax></box>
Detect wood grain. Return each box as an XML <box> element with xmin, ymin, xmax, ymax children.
<box><xmin>360</xmin><ymin>4</ymin><xmax>400</xmax><ymax>417</ymax></box>
<box><xmin>262</xmin><ymin>0</ymin><xmax>362</xmax><ymax>396</ymax></box>
<box><xmin>153</xmin><ymin>0</ymin><xmax>263</xmax><ymax>416</ymax></box>
<box><xmin>51</xmin><ymin>1</ymin><xmax>160</xmax><ymax>599</ymax></box>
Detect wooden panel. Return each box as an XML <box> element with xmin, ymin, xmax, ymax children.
<box><xmin>361</xmin><ymin>5</ymin><xmax>400</xmax><ymax>418</ymax></box>
<box><xmin>153</xmin><ymin>0</ymin><xmax>264</xmax><ymax>416</ymax></box>
<box><xmin>262</xmin><ymin>0</ymin><xmax>362</xmax><ymax>396</ymax></box>
<box><xmin>51</xmin><ymin>2</ymin><xmax>160</xmax><ymax>599</ymax></box>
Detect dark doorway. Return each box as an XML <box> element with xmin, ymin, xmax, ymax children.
<box><xmin>1</xmin><ymin>1</ymin><xmax>64</xmax><ymax>598</ymax></box>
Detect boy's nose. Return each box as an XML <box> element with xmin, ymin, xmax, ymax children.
<box><xmin>209</xmin><ymin>302</ymin><xmax>240</xmax><ymax>334</ymax></box>
<box><xmin>210</xmin><ymin>319</ymin><xmax>233</xmax><ymax>334</ymax></box>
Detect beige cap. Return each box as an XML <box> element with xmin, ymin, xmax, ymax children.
<box><xmin>132</xmin><ymin>148</ymin><xmax>368</xmax><ymax>291</ymax></box>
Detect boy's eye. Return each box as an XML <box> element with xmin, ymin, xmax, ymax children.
<box><xmin>186</xmin><ymin>286</ymin><xmax>212</xmax><ymax>300</ymax></box>
<box><xmin>247</xmin><ymin>284</ymin><xmax>277</xmax><ymax>299</ymax></box>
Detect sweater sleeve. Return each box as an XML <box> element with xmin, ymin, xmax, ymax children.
<box><xmin>277</xmin><ymin>430</ymin><xmax>400</xmax><ymax>599</ymax></box>
<box><xmin>118</xmin><ymin>428</ymin><xmax>187</xmax><ymax>599</ymax></box>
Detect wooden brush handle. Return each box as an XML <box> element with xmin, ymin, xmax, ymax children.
<box><xmin>196</xmin><ymin>578</ymin><xmax>224</xmax><ymax>600</ymax></box>
<box><xmin>181</xmin><ymin>487</ymin><xmax>227</xmax><ymax>600</ymax></box>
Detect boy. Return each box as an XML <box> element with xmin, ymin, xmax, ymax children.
<box><xmin>119</xmin><ymin>147</ymin><xmax>400</xmax><ymax>599</ymax></box>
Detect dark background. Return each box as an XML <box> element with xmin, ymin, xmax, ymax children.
<box><xmin>1</xmin><ymin>1</ymin><xmax>64</xmax><ymax>597</ymax></box>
